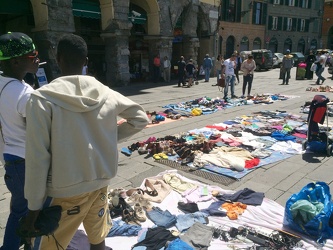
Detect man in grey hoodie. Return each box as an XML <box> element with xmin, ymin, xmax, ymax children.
<box><xmin>22</xmin><ymin>34</ymin><xmax>150</xmax><ymax>249</ymax></box>
<box><xmin>281</xmin><ymin>49</ymin><xmax>294</xmax><ymax>85</ymax></box>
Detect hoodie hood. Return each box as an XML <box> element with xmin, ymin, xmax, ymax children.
<box><xmin>32</xmin><ymin>75</ymin><xmax>109</xmax><ymax>113</ymax></box>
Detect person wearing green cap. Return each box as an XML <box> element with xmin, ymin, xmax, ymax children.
<box><xmin>0</xmin><ymin>32</ymin><xmax>39</xmax><ymax>250</ymax></box>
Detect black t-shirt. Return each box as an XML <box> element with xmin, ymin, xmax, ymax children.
<box><xmin>186</xmin><ymin>63</ymin><xmax>196</xmax><ymax>75</ymax></box>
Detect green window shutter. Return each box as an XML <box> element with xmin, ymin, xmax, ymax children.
<box><xmin>297</xmin><ymin>18</ymin><xmax>301</xmax><ymax>31</ymax></box>
<box><xmin>292</xmin><ymin>18</ymin><xmax>297</xmax><ymax>31</ymax></box>
<box><xmin>236</xmin><ymin>0</ymin><xmax>241</xmax><ymax>22</ymax></box>
<box><xmin>283</xmin><ymin>17</ymin><xmax>287</xmax><ymax>30</ymax></box>
<box><xmin>268</xmin><ymin>16</ymin><xmax>273</xmax><ymax>30</ymax></box>
<box><xmin>295</xmin><ymin>0</ymin><xmax>299</xmax><ymax>7</ymax></box>
<box><xmin>222</xmin><ymin>0</ymin><xmax>228</xmax><ymax>21</ymax></box>
<box><xmin>305</xmin><ymin>19</ymin><xmax>309</xmax><ymax>32</ymax></box>
<box><xmin>308</xmin><ymin>0</ymin><xmax>312</xmax><ymax>9</ymax></box>
<box><xmin>278</xmin><ymin>17</ymin><xmax>283</xmax><ymax>30</ymax></box>
<box><xmin>262</xmin><ymin>3</ymin><xmax>267</xmax><ymax>25</ymax></box>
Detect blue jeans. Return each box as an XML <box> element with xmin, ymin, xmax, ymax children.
<box><xmin>282</xmin><ymin>68</ymin><xmax>291</xmax><ymax>84</ymax></box>
<box><xmin>1</xmin><ymin>154</ymin><xmax>28</xmax><ymax>250</ymax></box>
<box><xmin>316</xmin><ymin>68</ymin><xmax>325</xmax><ymax>84</ymax></box>
<box><xmin>224</xmin><ymin>75</ymin><xmax>235</xmax><ymax>99</ymax></box>
<box><xmin>146</xmin><ymin>207</ymin><xmax>177</xmax><ymax>228</ymax></box>
<box><xmin>204</xmin><ymin>68</ymin><xmax>211</xmax><ymax>81</ymax></box>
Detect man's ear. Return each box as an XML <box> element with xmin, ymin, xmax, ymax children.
<box><xmin>84</xmin><ymin>57</ymin><xmax>88</xmax><ymax>67</ymax></box>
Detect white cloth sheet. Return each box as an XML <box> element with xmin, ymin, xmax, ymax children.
<box><xmin>77</xmin><ymin>170</ymin><xmax>333</xmax><ymax>250</ymax></box>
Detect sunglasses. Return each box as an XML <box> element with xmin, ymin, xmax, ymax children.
<box><xmin>26</xmin><ymin>51</ymin><xmax>39</xmax><ymax>62</ymax></box>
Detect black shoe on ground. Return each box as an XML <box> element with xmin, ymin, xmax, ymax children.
<box><xmin>231</xmin><ymin>95</ymin><xmax>238</xmax><ymax>99</ymax></box>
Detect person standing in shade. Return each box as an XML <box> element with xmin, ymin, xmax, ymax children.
<box><xmin>185</xmin><ymin>59</ymin><xmax>196</xmax><ymax>87</ymax></box>
<box><xmin>240</xmin><ymin>54</ymin><xmax>256</xmax><ymax>98</ymax></box>
<box><xmin>305</xmin><ymin>50</ymin><xmax>316</xmax><ymax>80</ymax></box>
<box><xmin>315</xmin><ymin>55</ymin><xmax>327</xmax><ymax>85</ymax></box>
<box><xmin>281</xmin><ymin>49</ymin><xmax>294</xmax><ymax>85</ymax></box>
<box><xmin>203</xmin><ymin>54</ymin><xmax>213</xmax><ymax>82</ymax></box>
<box><xmin>234</xmin><ymin>51</ymin><xmax>242</xmax><ymax>85</ymax></box>
<box><xmin>153</xmin><ymin>54</ymin><xmax>161</xmax><ymax>83</ymax></box>
<box><xmin>21</xmin><ymin>34</ymin><xmax>149</xmax><ymax>250</ymax></box>
<box><xmin>214</xmin><ymin>54</ymin><xmax>224</xmax><ymax>86</ymax></box>
<box><xmin>222</xmin><ymin>54</ymin><xmax>237</xmax><ymax>100</ymax></box>
<box><xmin>177</xmin><ymin>56</ymin><xmax>186</xmax><ymax>87</ymax></box>
<box><xmin>163</xmin><ymin>56</ymin><xmax>171</xmax><ymax>82</ymax></box>
<box><xmin>0</xmin><ymin>32</ymin><xmax>39</xmax><ymax>250</ymax></box>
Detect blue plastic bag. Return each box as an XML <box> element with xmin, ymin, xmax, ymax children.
<box><xmin>283</xmin><ymin>182</ymin><xmax>333</xmax><ymax>244</ymax></box>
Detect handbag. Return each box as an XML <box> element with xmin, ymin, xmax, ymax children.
<box><xmin>17</xmin><ymin>205</ymin><xmax>62</xmax><ymax>238</ymax></box>
<box><xmin>142</xmin><ymin>178</ymin><xmax>172</xmax><ymax>203</ymax></box>
<box><xmin>283</xmin><ymin>182</ymin><xmax>333</xmax><ymax>244</ymax></box>
<box><xmin>217</xmin><ymin>77</ymin><xmax>225</xmax><ymax>88</ymax></box>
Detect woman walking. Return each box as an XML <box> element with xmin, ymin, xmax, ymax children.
<box><xmin>240</xmin><ymin>54</ymin><xmax>256</xmax><ymax>98</ymax></box>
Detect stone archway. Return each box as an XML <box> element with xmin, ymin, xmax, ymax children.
<box><xmin>253</xmin><ymin>37</ymin><xmax>262</xmax><ymax>50</ymax></box>
<box><xmin>297</xmin><ymin>38</ymin><xmax>305</xmax><ymax>54</ymax></box>
<box><xmin>240</xmin><ymin>36</ymin><xmax>249</xmax><ymax>52</ymax></box>
<box><xmin>268</xmin><ymin>37</ymin><xmax>278</xmax><ymax>53</ymax></box>
<box><xmin>226</xmin><ymin>36</ymin><xmax>235</xmax><ymax>58</ymax></box>
<box><xmin>130</xmin><ymin>0</ymin><xmax>160</xmax><ymax>35</ymax></box>
<box><xmin>283</xmin><ymin>38</ymin><xmax>292</xmax><ymax>53</ymax></box>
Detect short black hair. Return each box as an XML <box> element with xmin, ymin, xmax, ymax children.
<box><xmin>57</xmin><ymin>34</ymin><xmax>87</xmax><ymax>66</ymax></box>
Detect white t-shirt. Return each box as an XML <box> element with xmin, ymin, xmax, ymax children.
<box><xmin>224</xmin><ymin>59</ymin><xmax>235</xmax><ymax>76</ymax></box>
<box><xmin>0</xmin><ymin>76</ymin><xmax>34</xmax><ymax>158</ymax></box>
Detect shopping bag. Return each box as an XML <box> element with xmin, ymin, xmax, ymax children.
<box><xmin>310</xmin><ymin>62</ymin><xmax>317</xmax><ymax>72</ymax></box>
<box><xmin>283</xmin><ymin>182</ymin><xmax>333</xmax><ymax>244</ymax></box>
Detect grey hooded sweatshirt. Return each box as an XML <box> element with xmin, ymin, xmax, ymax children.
<box><xmin>25</xmin><ymin>75</ymin><xmax>149</xmax><ymax>210</ymax></box>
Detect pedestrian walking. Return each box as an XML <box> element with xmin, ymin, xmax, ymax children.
<box><xmin>203</xmin><ymin>54</ymin><xmax>213</xmax><ymax>82</ymax></box>
<box><xmin>281</xmin><ymin>49</ymin><xmax>294</xmax><ymax>85</ymax></box>
<box><xmin>240</xmin><ymin>54</ymin><xmax>256</xmax><ymax>98</ymax></box>
<box><xmin>222</xmin><ymin>54</ymin><xmax>237</xmax><ymax>100</ymax></box>
<box><xmin>21</xmin><ymin>34</ymin><xmax>150</xmax><ymax>250</ymax></box>
<box><xmin>315</xmin><ymin>55</ymin><xmax>327</xmax><ymax>85</ymax></box>
<box><xmin>0</xmin><ymin>32</ymin><xmax>39</xmax><ymax>250</ymax></box>
<box><xmin>185</xmin><ymin>59</ymin><xmax>196</xmax><ymax>87</ymax></box>
<box><xmin>177</xmin><ymin>56</ymin><xmax>186</xmax><ymax>87</ymax></box>
<box><xmin>163</xmin><ymin>56</ymin><xmax>171</xmax><ymax>82</ymax></box>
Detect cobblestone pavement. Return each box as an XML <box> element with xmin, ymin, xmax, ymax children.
<box><xmin>1</xmin><ymin>67</ymin><xmax>333</xmax><ymax>245</ymax></box>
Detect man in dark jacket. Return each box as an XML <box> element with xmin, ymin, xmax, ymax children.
<box><xmin>177</xmin><ymin>56</ymin><xmax>186</xmax><ymax>87</ymax></box>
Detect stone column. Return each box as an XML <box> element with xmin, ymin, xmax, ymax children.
<box><xmin>102</xmin><ymin>29</ymin><xmax>131</xmax><ymax>87</ymax></box>
<box><xmin>31</xmin><ymin>0</ymin><xmax>75</xmax><ymax>82</ymax></box>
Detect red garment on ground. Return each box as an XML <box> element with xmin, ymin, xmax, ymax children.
<box><xmin>244</xmin><ymin>158</ymin><xmax>260</xmax><ymax>169</ymax></box>
<box><xmin>205</xmin><ymin>125</ymin><xmax>227</xmax><ymax>131</ymax></box>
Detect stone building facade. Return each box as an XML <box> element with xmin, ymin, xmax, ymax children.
<box><xmin>322</xmin><ymin>0</ymin><xmax>333</xmax><ymax>49</ymax></box>
<box><xmin>0</xmin><ymin>0</ymin><xmax>220</xmax><ymax>86</ymax></box>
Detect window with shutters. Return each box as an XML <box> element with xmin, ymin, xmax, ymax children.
<box><xmin>273</xmin><ymin>0</ymin><xmax>280</xmax><ymax>4</ymax></box>
<box><xmin>272</xmin><ymin>17</ymin><xmax>278</xmax><ymax>30</ymax></box>
<box><xmin>301</xmin><ymin>0</ymin><xmax>308</xmax><ymax>8</ymax></box>
<box><xmin>300</xmin><ymin>19</ymin><xmax>305</xmax><ymax>31</ymax></box>
<box><xmin>287</xmin><ymin>18</ymin><xmax>292</xmax><ymax>31</ymax></box>
<box><xmin>289</xmin><ymin>0</ymin><xmax>295</xmax><ymax>6</ymax></box>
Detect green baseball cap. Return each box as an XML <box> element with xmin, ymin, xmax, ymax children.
<box><xmin>0</xmin><ymin>32</ymin><xmax>35</xmax><ymax>60</ymax></box>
